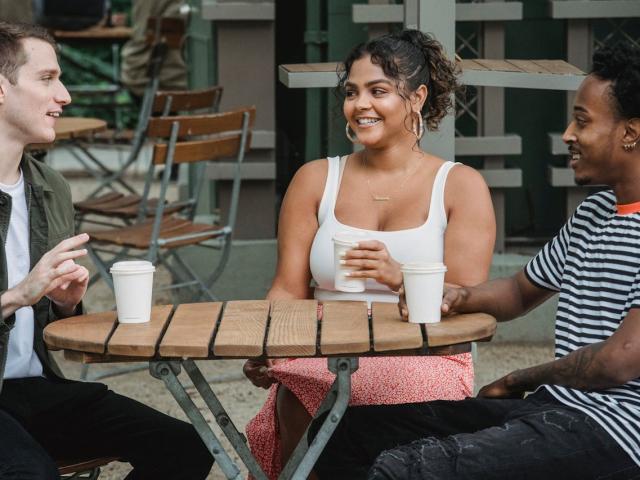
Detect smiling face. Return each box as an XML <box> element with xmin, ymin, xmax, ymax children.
<box><xmin>563</xmin><ymin>74</ymin><xmax>629</xmax><ymax>187</ymax></box>
<box><xmin>343</xmin><ymin>55</ymin><xmax>425</xmax><ymax>148</ymax></box>
<box><xmin>0</xmin><ymin>37</ymin><xmax>71</xmax><ymax>145</ymax></box>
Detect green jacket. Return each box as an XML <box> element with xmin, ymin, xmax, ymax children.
<box><xmin>0</xmin><ymin>154</ymin><xmax>78</xmax><ymax>394</ymax></box>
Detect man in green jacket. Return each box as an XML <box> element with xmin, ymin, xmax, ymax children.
<box><xmin>0</xmin><ymin>21</ymin><xmax>212</xmax><ymax>479</ymax></box>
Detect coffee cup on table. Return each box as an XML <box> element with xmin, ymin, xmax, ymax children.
<box><xmin>333</xmin><ymin>231</ymin><xmax>367</xmax><ymax>293</ymax></box>
<box><xmin>401</xmin><ymin>262</ymin><xmax>448</xmax><ymax>324</ymax></box>
<box><xmin>109</xmin><ymin>260</ymin><xmax>156</xmax><ymax>324</ymax></box>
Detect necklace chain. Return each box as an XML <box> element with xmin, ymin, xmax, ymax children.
<box><xmin>361</xmin><ymin>153</ymin><xmax>418</xmax><ymax>202</ymax></box>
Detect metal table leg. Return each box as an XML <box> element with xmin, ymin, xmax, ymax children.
<box><xmin>280</xmin><ymin>357</ymin><xmax>358</xmax><ymax>480</ymax></box>
<box><xmin>182</xmin><ymin>359</ymin><xmax>269</xmax><ymax>480</ymax></box>
<box><xmin>149</xmin><ymin>360</ymin><xmax>243</xmax><ymax>480</ymax></box>
<box><xmin>151</xmin><ymin>357</ymin><xmax>358</xmax><ymax>480</ymax></box>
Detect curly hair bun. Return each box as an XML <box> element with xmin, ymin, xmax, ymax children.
<box><xmin>338</xmin><ymin>29</ymin><xmax>463</xmax><ymax>132</ymax></box>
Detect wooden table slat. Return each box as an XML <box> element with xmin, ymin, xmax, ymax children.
<box><xmin>43</xmin><ymin>311</ymin><xmax>117</xmax><ymax>354</ymax></box>
<box><xmin>426</xmin><ymin>313</ymin><xmax>497</xmax><ymax>347</ymax></box>
<box><xmin>213</xmin><ymin>300</ymin><xmax>270</xmax><ymax>357</ymax></box>
<box><xmin>159</xmin><ymin>302</ymin><xmax>223</xmax><ymax>357</ymax></box>
<box><xmin>320</xmin><ymin>301</ymin><xmax>370</xmax><ymax>355</ymax></box>
<box><xmin>107</xmin><ymin>305</ymin><xmax>174</xmax><ymax>357</ymax></box>
<box><xmin>266</xmin><ymin>299</ymin><xmax>318</xmax><ymax>357</ymax></box>
<box><xmin>371</xmin><ymin>302</ymin><xmax>423</xmax><ymax>352</ymax></box>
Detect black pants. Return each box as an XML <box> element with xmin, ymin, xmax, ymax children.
<box><xmin>310</xmin><ymin>390</ymin><xmax>640</xmax><ymax>480</ymax></box>
<box><xmin>0</xmin><ymin>377</ymin><xmax>213</xmax><ymax>480</ymax></box>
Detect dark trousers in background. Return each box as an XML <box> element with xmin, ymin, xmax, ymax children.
<box><xmin>310</xmin><ymin>389</ymin><xmax>640</xmax><ymax>480</ymax></box>
<box><xmin>0</xmin><ymin>377</ymin><xmax>213</xmax><ymax>480</ymax></box>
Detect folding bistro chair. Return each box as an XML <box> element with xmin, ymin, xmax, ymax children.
<box><xmin>63</xmin><ymin>17</ymin><xmax>186</xmax><ymax>200</ymax></box>
<box><xmin>74</xmin><ymin>85</ymin><xmax>223</xmax><ymax>229</ymax></box>
<box><xmin>86</xmin><ymin>107</ymin><xmax>255</xmax><ymax>302</ymax></box>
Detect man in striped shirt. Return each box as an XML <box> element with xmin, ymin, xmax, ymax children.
<box><xmin>311</xmin><ymin>43</ymin><xmax>640</xmax><ymax>480</ymax></box>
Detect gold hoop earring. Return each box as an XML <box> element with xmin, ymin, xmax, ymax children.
<box><xmin>623</xmin><ymin>141</ymin><xmax>638</xmax><ymax>152</ymax></box>
<box><xmin>413</xmin><ymin>112</ymin><xmax>425</xmax><ymax>140</ymax></box>
<box><xmin>345</xmin><ymin>122</ymin><xmax>359</xmax><ymax>143</ymax></box>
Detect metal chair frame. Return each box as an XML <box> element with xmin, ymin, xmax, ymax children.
<box><xmin>87</xmin><ymin>108</ymin><xmax>253</xmax><ymax>303</ymax></box>
<box><xmin>76</xmin><ymin>85</ymin><xmax>223</xmax><ymax>231</ymax></box>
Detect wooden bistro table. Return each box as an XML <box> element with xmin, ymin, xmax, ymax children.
<box><xmin>44</xmin><ymin>300</ymin><xmax>496</xmax><ymax>480</ymax></box>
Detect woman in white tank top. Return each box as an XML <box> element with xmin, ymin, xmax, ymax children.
<box><xmin>245</xmin><ymin>30</ymin><xmax>496</xmax><ymax>479</ymax></box>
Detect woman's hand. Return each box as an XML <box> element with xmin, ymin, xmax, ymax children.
<box><xmin>341</xmin><ymin>240</ymin><xmax>402</xmax><ymax>291</ymax></box>
<box><xmin>243</xmin><ymin>359</ymin><xmax>275</xmax><ymax>389</ymax></box>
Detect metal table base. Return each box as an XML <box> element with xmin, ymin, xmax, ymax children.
<box><xmin>150</xmin><ymin>357</ymin><xmax>359</xmax><ymax>480</ymax></box>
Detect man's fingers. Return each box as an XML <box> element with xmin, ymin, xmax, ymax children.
<box><xmin>52</xmin><ymin>248</ymin><xmax>88</xmax><ymax>267</ymax></box>
<box><xmin>51</xmin><ymin>233</ymin><xmax>90</xmax><ymax>254</ymax></box>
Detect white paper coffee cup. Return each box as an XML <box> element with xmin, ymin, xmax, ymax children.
<box><xmin>401</xmin><ymin>262</ymin><xmax>447</xmax><ymax>324</ymax></box>
<box><xmin>110</xmin><ymin>260</ymin><xmax>156</xmax><ymax>324</ymax></box>
<box><xmin>333</xmin><ymin>231</ymin><xmax>367</xmax><ymax>293</ymax></box>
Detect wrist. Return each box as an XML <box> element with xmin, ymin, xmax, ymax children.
<box><xmin>51</xmin><ymin>299</ymin><xmax>77</xmax><ymax>317</ymax></box>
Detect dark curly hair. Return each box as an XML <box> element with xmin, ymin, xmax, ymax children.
<box><xmin>0</xmin><ymin>21</ymin><xmax>56</xmax><ymax>85</ymax></box>
<box><xmin>591</xmin><ymin>42</ymin><xmax>640</xmax><ymax>120</ymax></box>
<box><xmin>337</xmin><ymin>29</ymin><xmax>462</xmax><ymax>132</ymax></box>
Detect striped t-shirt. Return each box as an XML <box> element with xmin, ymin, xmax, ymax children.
<box><xmin>525</xmin><ymin>190</ymin><xmax>640</xmax><ymax>466</ymax></box>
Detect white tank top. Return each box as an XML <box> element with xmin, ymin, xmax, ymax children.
<box><xmin>310</xmin><ymin>156</ymin><xmax>457</xmax><ymax>304</ymax></box>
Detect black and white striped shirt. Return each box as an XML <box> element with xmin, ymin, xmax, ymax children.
<box><xmin>525</xmin><ymin>190</ymin><xmax>640</xmax><ymax>466</ymax></box>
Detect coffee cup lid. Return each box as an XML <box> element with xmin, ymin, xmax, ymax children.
<box><xmin>333</xmin><ymin>231</ymin><xmax>367</xmax><ymax>246</ymax></box>
<box><xmin>110</xmin><ymin>260</ymin><xmax>156</xmax><ymax>274</ymax></box>
<box><xmin>401</xmin><ymin>262</ymin><xmax>447</xmax><ymax>273</ymax></box>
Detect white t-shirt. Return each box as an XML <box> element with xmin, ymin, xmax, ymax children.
<box><xmin>2</xmin><ymin>170</ymin><xmax>43</xmax><ymax>379</ymax></box>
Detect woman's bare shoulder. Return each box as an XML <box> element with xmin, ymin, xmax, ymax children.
<box><xmin>447</xmin><ymin>163</ymin><xmax>489</xmax><ymax>193</ymax></box>
<box><xmin>285</xmin><ymin>158</ymin><xmax>330</xmax><ymax>203</ymax></box>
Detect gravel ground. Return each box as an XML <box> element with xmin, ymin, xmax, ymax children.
<box><xmin>56</xmin><ymin>174</ymin><xmax>556</xmax><ymax>479</ymax></box>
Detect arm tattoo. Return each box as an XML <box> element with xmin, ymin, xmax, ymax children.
<box><xmin>509</xmin><ymin>342</ymin><xmax>614</xmax><ymax>392</ymax></box>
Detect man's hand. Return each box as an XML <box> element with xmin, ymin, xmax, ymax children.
<box><xmin>477</xmin><ymin>373</ymin><xmax>526</xmax><ymax>399</ymax></box>
<box><xmin>441</xmin><ymin>284</ymin><xmax>469</xmax><ymax>316</ymax></box>
<box><xmin>47</xmin><ymin>259</ymin><xmax>89</xmax><ymax>317</ymax></box>
<box><xmin>15</xmin><ymin>233</ymin><xmax>89</xmax><ymax>311</ymax></box>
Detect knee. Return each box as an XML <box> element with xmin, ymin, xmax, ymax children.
<box><xmin>367</xmin><ymin>438</ymin><xmax>454</xmax><ymax>480</ymax></box>
<box><xmin>0</xmin><ymin>455</ymin><xmax>58</xmax><ymax>480</ymax></box>
<box><xmin>173</xmin><ymin>422</ymin><xmax>214</xmax><ymax>476</ymax></box>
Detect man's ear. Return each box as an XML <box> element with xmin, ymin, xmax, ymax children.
<box><xmin>622</xmin><ymin>118</ymin><xmax>640</xmax><ymax>145</ymax></box>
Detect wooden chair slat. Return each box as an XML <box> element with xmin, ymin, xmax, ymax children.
<box><xmin>371</xmin><ymin>302</ymin><xmax>423</xmax><ymax>352</ymax></box>
<box><xmin>426</xmin><ymin>313</ymin><xmax>497</xmax><ymax>347</ymax></box>
<box><xmin>153</xmin><ymin>86</ymin><xmax>223</xmax><ymax>114</ymax></box>
<box><xmin>57</xmin><ymin>456</ymin><xmax>120</xmax><ymax>475</ymax></box>
<box><xmin>320</xmin><ymin>301</ymin><xmax>369</xmax><ymax>355</ymax></box>
<box><xmin>74</xmin><ymin>192</ymin><xmax>123</xmax><ymax>210</ymax></box>
<box><xmin>266</xmin><ymin>299</ymin><xmax>317</xmax><ymax>357</ymax></box>
<box><xmin>88</xmin><ymin>217</ymin><xmax>191</xmax><ymax>248</ymax></box>
<box><xmin>43</xmin><ymin>311</ymin><xmax>117</xmax><ymax>354</ymax></box>
<box><xmin>152</xmin><ymin>135</ymin><xmax>251</xmax><ymax>165</ymax></box>
<box><xmin>146</xmin><ymin>108</ymin><xmax>256</xmax><ymax>138</ymax></box>
<box><xmin>459</xmin><ymin>59</ymin><xmax>490</xmax><ymax>71</ymax></box>
<box><xmin>107</xmin><ymin>305</ymin><xmax>174</xmax><ymax>357</ymax></box>
<box><xmin>159</xmin><ymin>302</ymin><xmax>223</xmax><ymax>357</ymax></box>
<box><xmin>213</xmin><ymin>300</ymin><xmax>270</xmax><ymax>357</ymax></box>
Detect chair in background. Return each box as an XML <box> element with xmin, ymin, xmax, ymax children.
<box><xmin>86</xmin><ymin>106</ymin><xmax>255</xmax><ymax>302</ymax></box>
<box><xmin>57</xmin><ymin>456</ymin><xmax>120</xmax><ymax>480</ymax></box>
<box><xmin>74</xmin><ymin>85</ymin><xmax>223</xmax><ymax>229</ymax></box>
<box><xmin>60</xmin><ymin>17</ymin><xmax>185</xmax><ymax>195</ymax></box>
